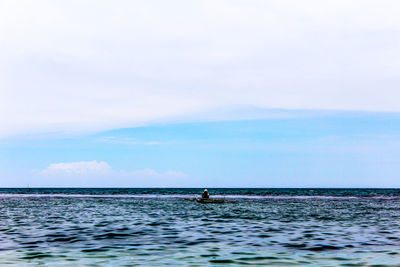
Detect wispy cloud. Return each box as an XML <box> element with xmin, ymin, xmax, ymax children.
<box><xmin>98</xmin><ymin>136</ymin><xmax>163</xmax><ymax>145</ymax></box>
<box><xmin>124</xmin><ymin>169</ymin><xmax>187</xmax><ymax>178</ymax></box>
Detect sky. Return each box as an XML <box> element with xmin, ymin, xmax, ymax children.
<box><xmin>1</xmin><ymin>1</ymin><xmax>400</xmax><ymax>187</ymax></box>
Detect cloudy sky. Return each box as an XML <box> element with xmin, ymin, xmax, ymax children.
<box><xmin>1</xmin><ymin>0</ymin><xmax>400</xmax><ymax>187</ymax></box>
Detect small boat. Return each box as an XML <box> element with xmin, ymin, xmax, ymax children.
<box><xmin>184</xmin><ymin>198</ymin><xmax>230</xmax><ymax>204</ymax></box>
<box><xmin>196</xmin><ymin>198</ymin><xmax>225</xmax><ymax>204</ymax></box>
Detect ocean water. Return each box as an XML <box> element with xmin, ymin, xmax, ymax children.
<box><xmin>1</xmin><ymin>188</ymin><xmax>400</xmax><ymax>266</ymax></box>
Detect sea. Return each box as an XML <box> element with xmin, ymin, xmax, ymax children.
<box><xmin>1</xmin><ymin>188</ymin><xmax>400</xmax><ymax>266</ymax></box>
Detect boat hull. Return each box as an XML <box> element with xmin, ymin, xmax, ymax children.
<box><xmin>196</xmin><ymin>198</ymin><xmax>225</xmax><ymax>204</ymax></box>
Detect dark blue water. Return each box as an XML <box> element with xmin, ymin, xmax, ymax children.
<box><xmin>1</xmin><ymin>187</ymin><xmax>400</xmax><ymax>196</ymax></box>
<box><xmin>1</xmin><ymin>188</ymin><xmax>400</xmax><ymax>265</ymax></box>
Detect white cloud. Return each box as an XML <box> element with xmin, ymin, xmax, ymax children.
<box><xmin>33</xmin><ymin>161</ymin><xmax>188</xmax><ymax>186</ymax></box>
<box><xmin>1</xmin><ymin>0</ymin><xmax>400</xmax><ymax>137</ymax></box>
<box><xmin>40</xmin><ymin>161</ymin><xmax>112</xmax><ymax>176</ymax></box>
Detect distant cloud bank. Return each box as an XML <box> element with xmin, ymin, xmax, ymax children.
<box><xmin>39</xmin><ymin>161</ymin><xmax>112</xmax><ymax>176</ymax></box>
<box><xmin>36</xmin><ymin>160</ymin><xmax>187</xmax><ymax>179</ymax></box>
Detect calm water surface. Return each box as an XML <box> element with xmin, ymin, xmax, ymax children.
<box><xmin>0</xmin><ymin>188</ymin><xmax>400</xmax><ymax>266</ymax></box>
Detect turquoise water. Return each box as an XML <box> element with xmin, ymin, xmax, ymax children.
<box><xmin>1</xmin><ymin>188</ymin><xmax>400</xmax><ymax>266</ymax></box>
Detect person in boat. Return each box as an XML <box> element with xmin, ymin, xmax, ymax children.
<box><xmin>202</xmin><ymin>189</ymin><xmax>210</xmax><ymax>199</ymax></box>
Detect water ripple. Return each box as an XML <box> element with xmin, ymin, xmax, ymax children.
<box><xmin>0</xmin><ymin>190</ymin><xmax>400</xmax><ymax>265</ymax></box>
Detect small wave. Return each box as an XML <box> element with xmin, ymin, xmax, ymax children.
<box><xmin>20</xmin><ymin>252</ymin><xmax>54</xmax><ymax>260</ymax></box>
<box><xmin>306</xmin><ymin>245</ymin><xmax>343</xmax><ymax>251</ymax></box>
